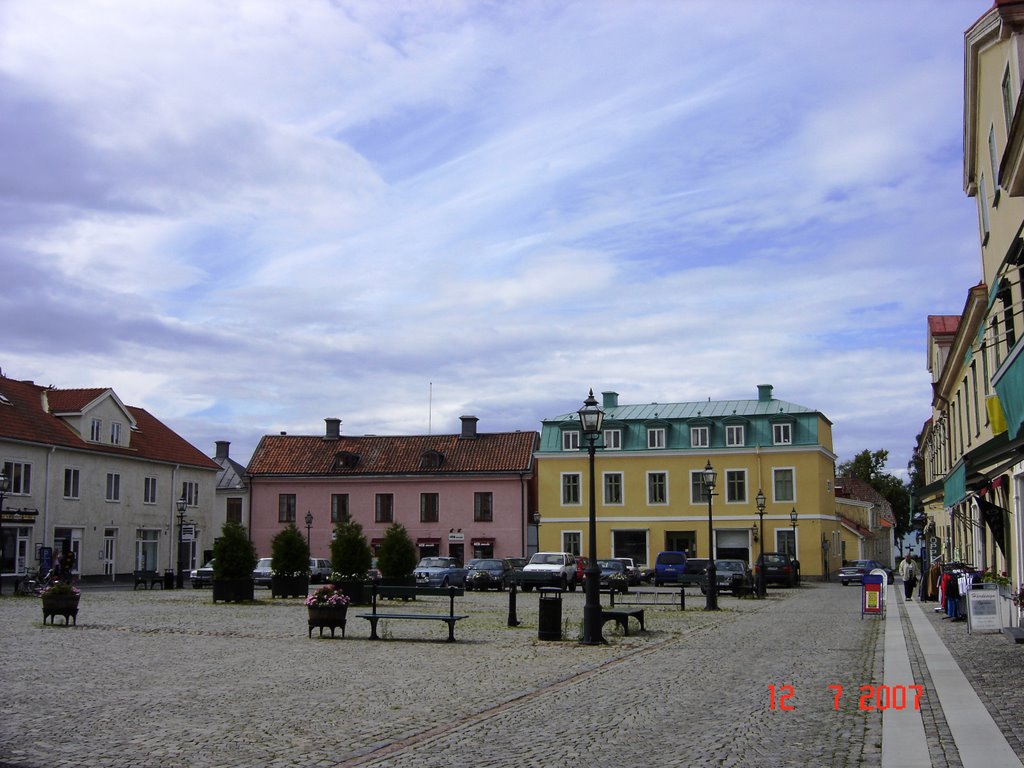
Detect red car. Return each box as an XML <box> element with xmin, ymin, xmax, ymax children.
<box><xmin>575</xmin><ymin>556</ymin><xmax>589</xmax><ymax>584</ymax></box>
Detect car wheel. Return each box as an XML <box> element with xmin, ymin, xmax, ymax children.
<box><xmin>522</xmin><ymin>585</ymin><xmax>533</xmax><ymax>592</ymax></box>
<box><xmin>441</xmin><ymin>577</ymin><xmax>449</xmax><ymax>587</ymax></box>
<box><xmin>560</xmin><ymin>576</ymin><xmax>568</xmax><ymax>591</ymax></box>
<box><xmin>841</xmin><ymin>580</ymin><xmax>849</xmax><ymax>586</ymax></box>
<box><xmin>568</xmin><ymin>580</ymin><xmax>577</xmax><ymax>593</ymax></box>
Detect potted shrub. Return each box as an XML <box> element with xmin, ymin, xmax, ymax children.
<box><xmin>212</xmin><ymin>521</ymin><xmax>258</xmax><ymax>603</ymax></box>
<box><xmin>40</xmin><ymin>581</ymin><xmax>80</xmax><ymax>625</ymax></box>
<box><xmin>377</xmin><ymin>523</ymin><xmax>417</xmax><ymax>586</ymax></box>
<box><xmin>330</xmin><ymin>520</ymin><xmax>373</xmax><ymax>603</ymax></box>
<box><xmin>305</xmin><ymin>583</ymin><xmax>351</xmax><ymax>638</ymax></box>
<box><xmin>270</xmin><ymin>523</ymin><xmax>310</xmax><ymax>598</ymax></box>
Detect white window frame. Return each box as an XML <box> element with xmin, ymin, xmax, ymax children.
<box><xmin>690</xmin><ymin>426</ymin><xmax>709</xmax><ymax>448</ymax></box>
<box><xmin>562</xmin><ymin>530</ymin><xmax>582</xmax><ymax>556</ymax></box>
<box><xmin>90</xmin><ymin>418</ymin><xmax>102</xmax><ymax>442</ymax></box>
<box><xmin>646</xmin><ymin>471</ymin><xmax>668</xmax><ymax>505</ymax></box>
<box><xmin>690</xmin><ymin>470</ymin><xmax>712</xmax><ymax>504</ymax></box>
<box><xmin>562</xmin><ymin>430</ymin><xmax>580</xmax><ymax>451</ymax></box>
<box><xmin>772</xmin><ymin>423</ymin><xmax>792</xmax><ymax>446</ymax></box>
<box><xmin>725</xmin><ymin>425</ymin><xmax>745</xmax><ymax>447</ymax></box>
<box><xmin>63</xmin><ymin>467</ymin><xmax>80</xmax><ymax>500</ymax></box>
<box><xmin>773</xmin><ymin>467</ymin><xmax>796</xmax><ymax>503</ymax></box>
<box><xmin>181</xmin><ymin>481</ymin><xmax>199</xmax><ymax>507</ymax></box>
<box><xmin>603</xmin><ymin>471</ymin><xmax>624</xmax><ymax>505</ymax></box>
<box><xmin>561</xmin><ymin>473</ymin><xmax>581</xmax><ymax>505</ymax></box>
<box><xmin>648</xmin><ymin>427</ymin><xmax>666</xmax><ymax>449</ymax></box>
<box><xmin>725</xmin><ymin>469</ymin><xmax>747</xmax><ymax>504</ymax></box>
<box><xmin>3</xmin><ymin>460</ymin><xmax>32</xmax><ymax>495</ymax></box>
<box><xmin>105</xmin><ymin>472</ymin><xmax>121</xmax><ymax>502</ymax></box>
<box><xmin>110</xmin><ymin>421</ymin><xmax>122</xmax><ymax>445</ymax></box>
<box><xmin>603</xmin><ymin>428</ymin><xmax>621</xmax><ymax>450</ymax></box>
<box><xmin>144</xmin><ymin>476</ymin><xmax>158</xmax><ymax>505</ymax></box>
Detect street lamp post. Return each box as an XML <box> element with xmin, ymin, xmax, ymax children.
<box><xmin>755</xmin><ymin>488</ymin><xmax>766</xmax><ymax>599</ymax></box>
<box><xmin>578</xmin><ymin>389</ymin><xmax>605</xmax><ymax>645</ymax></box>
<box><xmin>704</xmin><ymin>460</ymin><xmax>719</xmax><ymax>611</ymax></box>
<box><xmin>305</xmin><ymin>510</ymin><xmax>314</xmax><ymax>550</ymax></box>
<box><xmin>790</xmin><ymin>507</ymin><xmax>799</xmax><ymax>586</ymax></box>
<box><xmin>176</xmin><ymin>496</ymin><xmax>188</xmax><ymax>589</ymax></box>
<box><xmin>0</xmin><ymin>470</ymin><xmax>9</xmax><ymax>595</ymax></box>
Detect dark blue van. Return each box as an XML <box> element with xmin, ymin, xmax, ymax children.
<box><xmin>654</xmin><ymin>551</ymin><xmax>688</xmax><ymax>586</ymax></box>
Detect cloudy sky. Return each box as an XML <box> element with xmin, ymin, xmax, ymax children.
<box><xmin>1</xmin><ymin>1</ymin><xmax>985</xmax><ymax>475</ymax></box>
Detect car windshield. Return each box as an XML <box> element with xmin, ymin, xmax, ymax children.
<box><xmin>471</xmin><ymin>559</ymin><xmax>502</xmax><ymax>569</ymax></box>
<box><xmin>763</xmin><ymin>555</ymin><xmax>786</xmax><ymax>565</ymax></box>
<box><xmin>417</xmin><ymin>558</ymin><xmax>451</xmax><ymax>568</ymax></box>
<box><xmin>717</xmin><ymin>561</ymin><xmax>744</xmax><ymax>572</ymax></box>
<box><xmin>597</xmin><ymin>560</ymin><xmax>624</xmax><ymax>571</ymax></box>
<box><xmin>256</xmin><ymin>558</ymin><xmax>271</xmax><ymax>568</ymax></box>
<box><xmin>658</xmin><ymin>553</ymin><xmax>685</xmax><ymax>565</ymax></box>
<box><xmin>529</xmin><ymin>554</ymin><xmax>563</xmax><ymax>565</ymax></box>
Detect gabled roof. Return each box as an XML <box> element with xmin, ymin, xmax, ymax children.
<box><xmin>247</xmin><ymin>431</ymin><xmax>538</xmax><ymax>477</ymax></box>
<box><xmin>834</xmin><ymin>474</ymin><xmax>896</xmax><ymax>524</ymax></box>
<box><xmin>0</xmin><ymin>375</ymin><xmax>218</xmax><ymax>470</ymax></box>
<box><xmin>927</xmin><ymin>315</ymin><xmax>960</xmax><ymax>337</ymax></box>
<box><xmin>214</xmin><ymin>456</ymin><xmax>249</xmax><ymax>491</ymax></box>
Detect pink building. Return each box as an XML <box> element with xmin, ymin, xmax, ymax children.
<box><xmin>246</xmin><ymin>416</ymin><xmax>538</xmax><ymax>564</ymax></box>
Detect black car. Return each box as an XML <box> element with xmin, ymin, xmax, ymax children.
<box><xmin>595</xmin><ymin>559</ymin><xmax>630</xmax><ymax>593</ymax></box>
<box><xmin>701</xmin><ymin>558</ymin><xmax>754</xmax><ymax>597</ymax></box>
<box><xmin>839</xmin><ymin>559</ymin><xmax>894</xmax><ymax>586</ymax></box>
<box><xmin>755</xmin><ymin>552</ymin><xmax>800</xmax><ymax>587</ymax></box>
<box><xmin>466</xmin><ymin>558</ymin><xmax>515</xmax><ymax>591</ymax></box>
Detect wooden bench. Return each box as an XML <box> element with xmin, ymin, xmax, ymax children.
<box><xmin>601</xmin><ymin>607</ymin><xmax>645</xmax><ymax>636</ymax></box>
<box><xmin>133</xmin><ymin>570</ymin><xmax>163</xmax><ymax>590</ymax></box>
<box><xmin>356</xmin><ymin>584</ymin><xmax>468</xmax><ymax>642</ymax></box>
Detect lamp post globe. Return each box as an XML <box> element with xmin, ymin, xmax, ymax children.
<box><xmin>703</xmin><ymin>460</ymin><xmax>718</xmax><ymax>611</ymax></box>
<box><xmin>578</xmin><ymin>389</ymin><xmax>605</xmax><ymax>645</ymax></box>
<box><xmin>305</xmin><ymin>510</ymin><xmax>314</xmax><ymax>549</ymax></box>
<box><xmin>755</xmin><ymin>488</ymin><xmax>766</xmax><ymax>598</ymax></box>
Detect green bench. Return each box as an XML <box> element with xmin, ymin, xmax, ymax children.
<box><xmin>356</xmin><ymin>584</ymin><xmax>468</xmax><ymax>642</ymax></box>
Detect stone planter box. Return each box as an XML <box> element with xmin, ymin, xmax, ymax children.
<box><xmin>307</xmin><ymin>606</ymin><xmax>347</xmax><ymax>638</ymax></box>
<box><xmin>212</xmin><ymin>578</ymin><xmax>255</xmax><ymax>603</ymax></box>
<box><xmin>271</xmin><ymin>574</ymin><xmax>309</xmax><ymax>598</ymax></box>
<box><xmin>42</xmin><ymin>594</ymin><xmax>80</xmax><ymax>625</ymax></box>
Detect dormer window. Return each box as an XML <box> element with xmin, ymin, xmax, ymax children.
<box><xmin>333</xmin><ymin>451</ymin><xmax>360</xmax><ymax>470</ymax></box>
<box><xmin>110</xmin><ymin>422</ymin><xmax>122</xmax><ymax>445</ymax></box>
<box><xmin>562</xmin><ymin>430</ymin><xmax>580</xmax><ymax>451</ymax></box>
<box><xmin>90</xmin><ymin>418</ymin><xmax>102</xmax><ymax>442</ymax></box>
<box><xmin>420</xmin><ymin>450</ymin><xmax>444</xmax><ymax>469</ymax></box>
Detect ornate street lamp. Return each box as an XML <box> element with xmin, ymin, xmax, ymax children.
<box><xmin>578</xmin><ymin>389</ymin><xmax>605</xmax><ymax>645</ymax></box>
<box><xmin>0</xmin><ymin>470</ymin><xmax>9</xmax><ymax>595</ymax></box>
<box><xmin>176</xmin><ymin>495</ymin><xmax>188</xmax><ymax>589</ymax></box>
<box><xmin>790</xmin><ymin>507</ymin><xmax>799</xmax><ymax>586</ymax></box>
<box><xmin>305</xmin><ymin>510</ymin><xmax>314</xmax><ymax>549</ymax></box>
<box><xmin>703</xmin><ymin>460</ymin><xmax>719</xmax><ymax>611</ymax></box>
<box><xmin>755</xmin><ymin>488</ymin><xmax>767</xmax><ymax>598</ymax></box>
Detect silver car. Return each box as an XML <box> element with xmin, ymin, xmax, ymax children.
<box><xmin>252</xmin><ymin>557</ymin><xmax>273</xmax><ymax>588</ymax></box>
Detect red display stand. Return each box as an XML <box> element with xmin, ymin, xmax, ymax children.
<box><xmin>861</xmin><ymin>572</ymin><xmax>885</xmax><ymax>619</ymax></box>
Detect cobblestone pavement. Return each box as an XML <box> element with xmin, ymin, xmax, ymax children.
<box><xmin>0</xmin><ymin>581</ymin><xmax>919</xmax><ymax>768</ymax></box>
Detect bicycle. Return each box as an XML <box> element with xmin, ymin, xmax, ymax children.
<box><xmin>14</xmin><ymin>568</ymin><xmax>56</xmax><ymax>596</ymax></box>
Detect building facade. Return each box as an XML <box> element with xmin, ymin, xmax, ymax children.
<box><xmin>918</xmin><ymin>2</ymin><xmax>1024</xmax><ymax>597</ymax></box>
<box><xmin>245</xmin><ymin>416</ymin><xmax>538</xmax><ymax>563</ymax></box>
<box><xmin>0</xmin><ymin>374</ymin><xmax>218</xmax><ymax>582</ymax></box>
<box><xmin>211</xmin><ymin>440</ymin><xmax>250</xmax><ymax>563</ymax></box>
<box><xmin>534</xmin><ymin>386</ymin><xmax>843</xmax><ymax>579</ymax></box>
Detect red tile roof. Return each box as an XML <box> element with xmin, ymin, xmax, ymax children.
<box><xmin>0</xmin><ymin>376</ymin><xmax>218</xmax><ymax>470</ymax></box>
<box><xmin>928</xmin><ymin>315</ymin><xmax>960</xmax><ymax>336</ymax></box>
<box><xmin>248</xmin><ymin>431</ymin><xmax>538</xmax><ymax>476</ymax></box>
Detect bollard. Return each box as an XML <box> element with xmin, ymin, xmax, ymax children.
<box><xmin>679</xmin><ymin>586</ymin><xmax>686</xmax><ymax>610</ymax></box>
<box><xmin>507</xmin><ymin>580</ymin><xmax>520</xmax><ymax>626</ymax></box>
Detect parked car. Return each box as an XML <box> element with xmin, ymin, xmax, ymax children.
<box><xmin>413</xmin><ymin>556</ymin><xmax>468</xmax><ymax>587</ymax></box>
<box><xmin>190</xmin><ymin>559</ymin><xmax>215</xmax><ymax>588</ymax></box>
<box><xmin>466</xmin><ymin>558</ymin><xmax>515</xmax><ymax>591</ymax></box>
<box><xmin>596</xmin><ymin>559</ymin><xmax>630</xmax><ymax>593</ymax></box>
<box><xmin>615</xmin><ymin>557</ymin><xmax>642</xmax><ymax>585</ymax></box>
<box><xmin>252</xmin><ymin>557</ymin><xmax>273</xmax><ymax>588</ymax></box>
<box><xmin>309</xmin><ymin>558</ymin><xmax>332</xmax><ymax>583</ymax></box>
<box><xmin>839</xmin><ymin>559</ymin><xmax>894</xmax><ymax>586</ymax></box>
<box><xmin>367</xmin><ymin>557</ymin><xmax>382</xmax><ymax>582</ymax></box>
<box><xmin>700</xmin><ymin>558</ymin><xmax>754</xmax><ymax>597</ymax></box>
<box><xmin>756</xmin><ymin>552</ymin><xmax>800</xmax><ymax>587</ymax></box>
<box><xmin>519</xmin><ymin>552</ymin><xmax>578</xmax><ymax>592</ymax></box>
<box><xmin>507</xmin><ymin>557</ymin><xmax>527</xmax><ymax>586</ymax></box>
<box><xmin>575</xmin><ymin>556</ymin><xmax>589</xmax><ymax>585</ymax></box>
<box><xmin>654</xmin><ymin>551</ymin><xmax>689</xmax><ymax>586</ymax></box>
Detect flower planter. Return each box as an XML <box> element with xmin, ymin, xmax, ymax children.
<box><xmin>212</xmin><ymin>578</ymin><xmax>255</xmax><ymax>603</ymax></box>
<box><xmin>307</xmin><ymin>605</ymin><xmax>348</xmax><ymax>638</ymax></box>
<box><xmin>271</xmin><ymin>574</ymin><xmax>309</xmax><ymax>598</ymax></box>
<box><xmin>42</xmin><ymin>594</ymin><xmax>80</xmax><ymax>625</ymax></box>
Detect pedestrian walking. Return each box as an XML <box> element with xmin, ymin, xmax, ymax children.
<box><xmin>898</xmin><ymin>553</ymin><xmax>919</xmax><ymax>600</ymax></box>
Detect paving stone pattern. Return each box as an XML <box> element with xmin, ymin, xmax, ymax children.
<box><xmin>0</xmin><ymin>583</ymin><xmax>899</xmax><ymax>768</ymax></box>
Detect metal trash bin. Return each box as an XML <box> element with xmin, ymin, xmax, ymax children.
<box><xmin>537</xmin><ymin>587</ymin><xmax>563</xmax><ymax>640</ymax></box>
<box><xmin>164</xmin><ymin>569</ymin><xmax>175</xmax><ymax>590</ymax></box>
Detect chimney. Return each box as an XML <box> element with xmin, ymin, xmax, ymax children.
<box><xmin>757</xmin><ymin>384</ymin><xmax>773</xmax><ymax>403</ymax></box>
<box><xmin>215</xmin><ymin>441</ymin><xmax>230</xmax><ymax>460</ymax></box>
<box><xmin>459</xmin><ymin>415</ymin><xmax>479</xmax><ymax>439</ymax></box>
<box><xmin>325</xmin><ymin>418</ymin><xmax>341</xmax><ymax>440</ymax></box>
<box><xmin>602</xmin><ymin>391</ymin><xmax>619</xmax><ymax>409</ymax></box>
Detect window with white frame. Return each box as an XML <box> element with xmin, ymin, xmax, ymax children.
<box><xmin>989</xmin><ymin>125</ymin><xmax>1001</xmax><ymax>204</ymax></box>
<box><xmin>603</xmin><ymin>429</ymin><xmax>621</xmax><ymax>450</ymax></box>
<box><xmin>2</xmin><ymin>461</ymin><xmax>31</xmax><ymax>495</ymax></box>
<box><xmin>690</xmin><ymin>426</ymin><xmax>709</xmax><ymax>448</ymax></box>
<box><xmin>181</xmin><ymin>481</ymin><xmax>199</xmax><ymax>506</ymax></box>
<box><xmin>773</xmin><ymin>468</ymin><xmax>795</xmax><ymax>502</ymax></box>
<box><xmin>648</xmin><ymin>427</ymin><xmax>666</xmax><ymax>449</ymax></box>
<box><xmin>105</xmin><ymin>472</ymin><xmax>121</xmax><ymax>502</ymax></box>
<box><xmin>562</xmin><ymin>473</ymin><xmax>581</xmax><ymax>505</ymax></box>
<box><xmin>725</xmin><ymin>469</ymin><xmax>746</xmax><ymax>503</ymax></box>
<box><xmin>647</xmin><ymin>472</ymin><xmax>668</xmax><ymax>504</ymax></box>
<box><xmin>603</xmin><ymin>472</ymin><xmax>623</xmax><ymax>505</ymax></box>
<box><xmin>144</xmin><ymin>476</ymin><xmax>158</xmax><ymax>504</ymax></box>
<box><xmin>90</xmin><ymin>418</ymin><xmax>102</xmax><ymax>442</ymax></box>
<box><xmin>562</xmin><ymin>531</ymin><xmax>581</xmax><ymax>556</ymax></box>
<box><xmin>136</xmin><ymin>529</ymin><xmax>159</xmax><ymax>571</ymax></box>
<box><xmin>63</xmin><ymin>468</ymin><xmax>80</xmax><ymax>499</ymax></box>
<box><xmin>562</xmin><ymin>430</ymin><xmax>580</xmax><ymax>451</ymax></box>
<box><xmin>110</xmin><ymin>421</ymin><xmax>122</xmax><ymax>445</ymax></box>
<box><xmin>691</xmin><ymin>470</ymin><xmax>712</xmax><ymax>504</ymax></box>
<box><xmin>1003</xmin><ymin>65</ymin><xmax>1014</xmax><ymax>130</ymax></box>
<box><xmin>725</xmin><ymin>425</ymin><xmax>745</xmax><ymax>447</ymax></box>
<box><xmin>979</xmin><ymin>173</ymin><xmax>991</xmax><ymax>243</ymax></box>
<box><xmin>772</xmin><ymin>423</ymin><xmax>792</xmax><ymax>445</ymax></box>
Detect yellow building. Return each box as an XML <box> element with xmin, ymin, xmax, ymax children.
<box><xmin>534</xmin><ymin>386</ymin><xmax>842</xmax><ymax>579</ymax></box>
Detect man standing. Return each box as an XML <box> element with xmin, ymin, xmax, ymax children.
<box><xmin>898</xmin><ymin>553</ymin><xmax>919</xmax><ymax>600</ymax></box>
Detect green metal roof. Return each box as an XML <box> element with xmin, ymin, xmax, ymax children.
<box><xmin>545</xmin><ymin>397</ymin><xmax>818</xmax><ymax>425</ymax></box>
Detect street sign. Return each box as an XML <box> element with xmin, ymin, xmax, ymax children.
<box><xmin>181</xmin><ymin>525</ymin><xmax>196</xmax><ymax>542</ymax></box>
